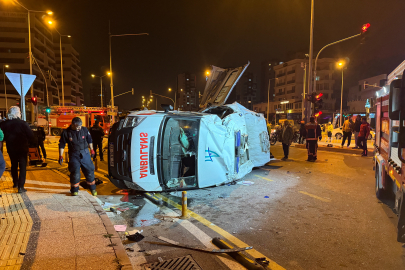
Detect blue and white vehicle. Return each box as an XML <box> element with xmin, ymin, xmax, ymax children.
<box><xmin>108</xmin><ymin>63</ymin><xmax>270</xmax><ymax>191</ymax></box>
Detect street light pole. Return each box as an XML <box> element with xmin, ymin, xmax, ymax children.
<box><xmin>3</xmin><ymin>65</ymin><xmax>9</xmax><ymax>112</ymax></box>
<box><xmin>108</xmin><ymin>21</ymin><xmax>148</xmax><ymax>123</ymax></box>
<box><xmin>306</xmin><ymin>0</ymin><xmax>315</xmax><ymax>121</ymax></box>
<box><xmin>340</xmin><ymin>67</ymin><xmax>344</xmax><ymax>127</ymax></box>
<box><xmin>100</xmin><ymin>77</ymin><xmax>103</xmax><ymax>107</ymax></box>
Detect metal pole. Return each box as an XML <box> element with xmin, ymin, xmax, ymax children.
<box><xmin>100</xmin><ymin>77</ymin><xmax>103</xmax><ymax>107</ymax></box>
<box><xmin>28</xmin><ymin>11</ymin><xmax>34</xmax><ymax>122</ymax></box>
<box><xmin>174</xmin><ymin>91</ymin><xmax>176</xmax><ymax>110</ymax></box>
<box><xmin>3</xmin><ymin>66</ymin><xmax>7</xmax><ymax>112</ymax></box>
<box><xmin>307</xmin><ymin>0</ymin><xmax>315</xmax><ymax>121</ymax></box>
<box><xmin>302</xmin><ymin>63</ymin><xmax>307</xmax><ymax>120</ymax></box>
<box><xmin>60</xmin><ymin>35</ymin><xmax>64</xmax><ymax>106</ymax></box>
<box><xmin>267</xmin><ymin>78</ymin><xmax>270</xmax><ymax>123</ymax></box>
<box><xmin>109</xmin><ymin>22</ymin><xmax>115</xmax><ymax>123</ymax></box>
<box><xmin>340</xmin><ymin>68</ymin><xmax>343</xmax><ymax>127</ymax></box>
<box><xmin>20</xmin><ymin>74</ymin><xmax>26</xmax><ymax>121</ymax></box>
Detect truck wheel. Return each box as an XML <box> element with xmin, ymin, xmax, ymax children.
<box><xmin>335</xmin><ymin>133</ymin><xmax>342</xmax><ymax>140</ymax></box>
<box><xmin>51</xmin><ymin>129</ymin><xmax>61</xmax><ymax>136</ymax></box>
<box><xmin>375</xmin><ymin>164</ymin><xmax>388</xmax><ymax>199</ymax></box>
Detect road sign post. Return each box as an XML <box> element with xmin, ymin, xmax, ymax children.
<box><xmin>5</xmin><ymin>72</ymin><xmax>36</xmax><ymax>121</ymax></box>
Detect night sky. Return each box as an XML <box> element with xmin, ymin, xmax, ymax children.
<box><xmin>28</xmin><ymin>0</ymin><xmax>405</xmax><ymax>109</ymax></box>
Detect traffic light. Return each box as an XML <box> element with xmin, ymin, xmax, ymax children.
<box><xmin>313</xmin><ymin>92</ymin><xmax>323</xmax><ymax>117</ymax></box>
<box><xmin>361</xmin><ymin>23</ymin><xmax>370</xmax><ymax>44</ymax></box>
<box><xmin>45</xmin><ymin>107</ymin><xmax>51</xmax><ymax>113</ymax></box>
<box><xmin>31</xmin><ymin>96</ymin><xmax>37</xmax><ymax>105</ymax></box>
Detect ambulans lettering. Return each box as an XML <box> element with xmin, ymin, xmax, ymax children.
<box><xmin>139</xmin><ymin>133</ymin><xmax>148</xmax><ymax>178</ymax></box>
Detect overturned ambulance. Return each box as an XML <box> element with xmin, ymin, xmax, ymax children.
<box><xmin>108</xmin><ymin>63</ymin><xmax>270</xmax><ymax>191</ymax></box>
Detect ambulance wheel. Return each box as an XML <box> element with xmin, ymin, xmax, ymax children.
<box><xmin>51</xmin><ymin>129</ymin><xmax>61</xmax><ymax>136</ymax></box>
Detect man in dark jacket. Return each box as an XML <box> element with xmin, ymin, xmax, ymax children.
<box><xmin>280</xmin><ymin>121</ymin><xmax>294</xmax><ymax>160</ymax></box>
<box><xmin>0</xmin><ymin>106</ymin><xmax>34</xmax><ymax>193</ymax></box>
<box><xmin>89</xmin><ymin>121</ymin><xmax>105</xmax><ymax>161</ymax></box>
<box><xmin>358</xmin><ymin>117</ymin><xmax>370</xmax><ymax>156</ymax></box>
<box><xmin>59</xmin><ymin>117</ymin><xmax>97</xmax><ymax>196</ymax></box>
<box><xmin>33</xmin><ymin>121</ymin><xmax>46</xmax><ymax>159</ymax></box>
<box><xmin>305</xmin><ymin>116</ymin><xmax>322</xmax><ymax>162</ymax></box>
<box><xmin>352</xmin><ymin>116</ymin><xmax>361</xmax><ymax>149</ymax></box>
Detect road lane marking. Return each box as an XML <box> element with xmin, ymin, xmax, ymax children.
<box><xmin>155</xmin><ymin>193</ymin><xmax>285</xmax><ymax>270</ymax></box>
<box><xmin>299</xmin><ymin>191</ymin><xmax>331</xmax><ymax>202</ymax></box>
<box><xmin>254</xmin><ymin>175</ymin><xmax>273</xmax><ymax>181</ymax></box>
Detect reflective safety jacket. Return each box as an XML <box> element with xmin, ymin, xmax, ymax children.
<box><xmin>305</xmin><ymin>122</ymin><xmax>322</xmax><ymax>141</ymax></box>
<box><xmin>59</xmin><ymin>127</ymin><xmax>93</xmax><ymax>153</ymax></box>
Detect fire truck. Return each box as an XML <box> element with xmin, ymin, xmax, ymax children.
<box><xmin>374</xmin><ymin>69</ymin><xmax>405</xmax><ymax>242</ymax></box>
<box><xmin>39</xmin><ymin>106</ymin><xmax>117</xmax><ymax>136</ymax></box>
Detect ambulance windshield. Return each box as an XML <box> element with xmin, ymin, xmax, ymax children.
<box><xmin>160</xmin><ymin>117</ymin><xmax>200</xmax><ymax>189</ymax></box>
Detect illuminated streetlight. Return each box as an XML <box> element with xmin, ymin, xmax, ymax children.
<box><xmin>92</xmin><ymin>72</ymin><xmax>111</xmax><ymax>107</ymax></box>
<box><xmin>168</xmin><ymin>88</ymin><xmax>172</xmax><ymax>92</ymax></box>
<box><xmin>47</xmin><ymin>20</ymin><xmax>52</xmax><ymax>25</ymax></box>
<box><xmin>47</xmin><ymin>11</ymin><xmax>53</xmax><ymax>15</ymax></box>
<box><xmin>336</xmin><ymin>59</ymin><xmax>347</xmax><ymax>126</ymax></box>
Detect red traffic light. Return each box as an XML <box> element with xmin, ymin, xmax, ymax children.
<box><xmin>315</xmin><ymin>93</ymin><xmax>323</xmax><ymax>100</ymax></box>
<box><xmin>315</xmin><ymin>111</ymin><xmax>323</xmax><ymax>117</ymax></box>
<box><xmin>361</xmin><ymin>23</ymin><xmax>370</xmax><ymax>33</ymax></box>
<box><xmin>31</xmin><ymin>96</ymin><xmax>37</xmax><ymax>105</ymax></box>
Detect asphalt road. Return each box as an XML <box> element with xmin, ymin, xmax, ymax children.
<box><xmin>42</xmin><ymin>142</ymin><xmax>405</xmax><ymax>270</ymax></box>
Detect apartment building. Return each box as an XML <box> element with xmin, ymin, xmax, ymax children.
<box><xmin>260</xmin><ymin>59</ymin><xmax>281</xmax><ymax>103</ymax></box>
<box><xmin>177</xmin><ymin>73</ymin><xmax>198</xmax><ymax>111</ymax></box>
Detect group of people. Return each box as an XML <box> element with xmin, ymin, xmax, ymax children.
<box><xmin>0</xmin><ymin>106</ymin><xmax>106</xmax><ymax>195</ymax></box>
<box><xmin>341</xmin><ymin>116</ymin><xmax>370</xmax><ymax>156</ymax></box>
<box><xmin>273</xmin><ymin>115</ymin><xmax>370</xmax><ymax>161</ymax></box>
<box><xmin>277</xmin><ymin>116</ymin><xmax>322</xmax><ymax>162</ymax></box>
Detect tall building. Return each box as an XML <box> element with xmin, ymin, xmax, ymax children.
<box><xmin>54</xmin><ymin>36</ymin><xmax>84</xmax><ymax>106</ymax></box>
<box><xmin>0</xmin><ymin>7</ymin><xmax>83</xmax><ymax>120</ymax></box>
<box><xmin>0</xmin><ymin>10</ymin><xmax>59</xmax><ymax>118</ymax></box>
<box><xmin>177</xmin><ymin>73</ymin><xmax>198</xmax><ymax>111</ymax></box>
<box><xmin>89</xmin><ymin>82</ymin><xmax>110</xmax><ymax>107</ymax></box>
<box><xmin>228</xmin><ymin>72</ymin><xmax>258</xmax><ymax>110</ymax></box>
<box><xmin>253</xmin><ymin>57</ymin><xmax>340</xmax><ymax>123</ymax></box>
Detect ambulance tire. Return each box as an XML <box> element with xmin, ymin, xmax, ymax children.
<box><xmin>375</xmin><ymin>165</ymin><xmax>389</xmax><ymax>199</ymax></box>
<box><xmin>51</xmin><ymin>128</ymin><xmax>61</xmax><ymax>136</ymax></box>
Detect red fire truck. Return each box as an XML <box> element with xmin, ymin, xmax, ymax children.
<box><xmin>374</xmin><ymin>71</ymin><xmax>405</xmax><ymax>242</ymax></box>
<box><xmin>39</xmin><ymin>106</ymin><xmax>116</xmax><ymax>136</ymax></box>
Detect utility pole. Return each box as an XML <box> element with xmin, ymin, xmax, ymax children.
<box><xmin>302</xmin><ymin>62</ymin><xmax>307</xmax><ymax>120</ymax></box>
<box><xmin>306</xmin><ymin>0</ymin><xmax>315</xmax><ymax>121</ymax></box>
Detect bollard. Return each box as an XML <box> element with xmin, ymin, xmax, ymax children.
<box><xmin>94</xmin><ymin>158</ymin><xmax>98</xmax><ymax>171</ymax></box>
<box><xmin>64</xmin><ymin>151</ymin><xmax>69</xmax><ymax>163</ymax></box>
<box><xmin>180</xmin><ymin>191</ymin><xmax>189</xmax><ymax>219</ymax></box>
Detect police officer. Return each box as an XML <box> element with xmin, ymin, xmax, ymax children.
<box><xmin>89</xmin><ymin>121</ymin><xmax>104</xmax><ymax>161</ymax></box>
<box><xmin>305</xmin><ymin>116</ymin><xmax>322</xmax><ymax>162</ymax></box>
<box><xmin>58</xmin><ymin>117</ymin><xmax>97</xmax><ymax>196</ymax></box>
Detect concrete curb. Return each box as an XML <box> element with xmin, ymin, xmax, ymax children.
<box><xmin>294</xmin><ymin>144</ymin><xmax>372</xmax><ymax>154</ymax></box>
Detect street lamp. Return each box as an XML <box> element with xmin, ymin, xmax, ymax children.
<box><xmin>46</xmin><ymin>19</ymin><xmax>70</xmax><ymax>107</ymax></box>
<box><xmin>3</xmin><ymin>64</ymin><xmax>9</xmax><ymax>112</ymax></box>
<box><xmin>91</xmin><ymin>72</ymin><xmax>111</xmax><ymax>107</ymax></box>
<box><xmin>7</xmin><ymin>0</ymin><xmax>53</xmax><ymax>121</ymax></box>
<box><xmin>337</xmin><ymin>60</ymin><xmax>346</xmax><ymax>127</ymax></box>
<box><xmin>109</xmin><ymin>21</ymin><xmax>148</xmax><ymax>123</ymax></box>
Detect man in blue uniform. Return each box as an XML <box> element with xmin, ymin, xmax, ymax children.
<box><xmin>58</xmin><ymin>117</ymin><xmax>97</xmax><ymax>196</ymax></box>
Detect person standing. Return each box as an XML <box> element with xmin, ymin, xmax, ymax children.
<box><xmin>299</xmin><ymin>121</ymin><xmax>306</xmax><ymax>144</ymax></box>
<box><xmin>59</xmin><ymin>117</ymin><xmax>97</xmax><ymax>196</ymax></box>
<box><xmin>358</xmin><ymin>117</ymin><xmax>370</xmax><ymax>156</ymax></box>
<box><xmin>327</xmin><ymin>122</ymin><xmax>333</xmax><ymax>143</ymax></box>
<box><xmin>352</xmin><ymin>116</ymin><xmax>361</xmax><ymax>149</ymax></box>
<box><xmin>89</xmin><ymin>121</ymin><xmax>105</xmax><ymax>161</ymax></box>
<box><xmin>305</xmin><ymin>116</ymin><xmax>322</xmax><ymax>161</ymax></box>
<box><xmin>0</xmin><ymin>106</ymin><xmax>34</xmax><ymax>193</ymax></box>
<box><xmin>280</xmin><ymin>121</ymin><xmax>294</xmax><ymax>160</ymax></box>
<box><xmin>341</xmin><ymin>117</ymin><xmax>353</xmax><ymax>148</ymax></box>
<box><xmin>33</xmin><ymin>121</ymin><xmax>46</xmax><ymax>160</ymax></box>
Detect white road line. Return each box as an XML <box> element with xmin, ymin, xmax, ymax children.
<box><xmin>161</xmin><ymin>208</ymin><xmax>246</xmax><ymax>270</ymax></box>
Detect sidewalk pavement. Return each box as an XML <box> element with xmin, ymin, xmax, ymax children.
<box><xmin>294</xmin><ymin>139</ymin><xmax>374</xmax><ymax>154</ymax></box>
<box><xmin>0</xmin><ymin>159</ymin><xmax>132</xmax><ymax>269</ymax></box>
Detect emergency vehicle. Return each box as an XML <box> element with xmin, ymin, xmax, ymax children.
<box><xmin>38</xmin><ymin>106</ymin><xmax>116</xmax><ymax>136</ymax></box>
<box><xmin>108</xmin><ymin>63</ymin><xmax>271</xmax><ymax>192</ymax></box>
<box><xmin>374</xmin><ymin>68</ymin><xmax>405</xmax><ymax>242</ymax></box>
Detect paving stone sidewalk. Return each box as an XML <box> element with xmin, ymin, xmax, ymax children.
<box><xmin>0</xmin><ymin>165</ymin><xmax>132</xmax><ymax>270</ymax></box>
